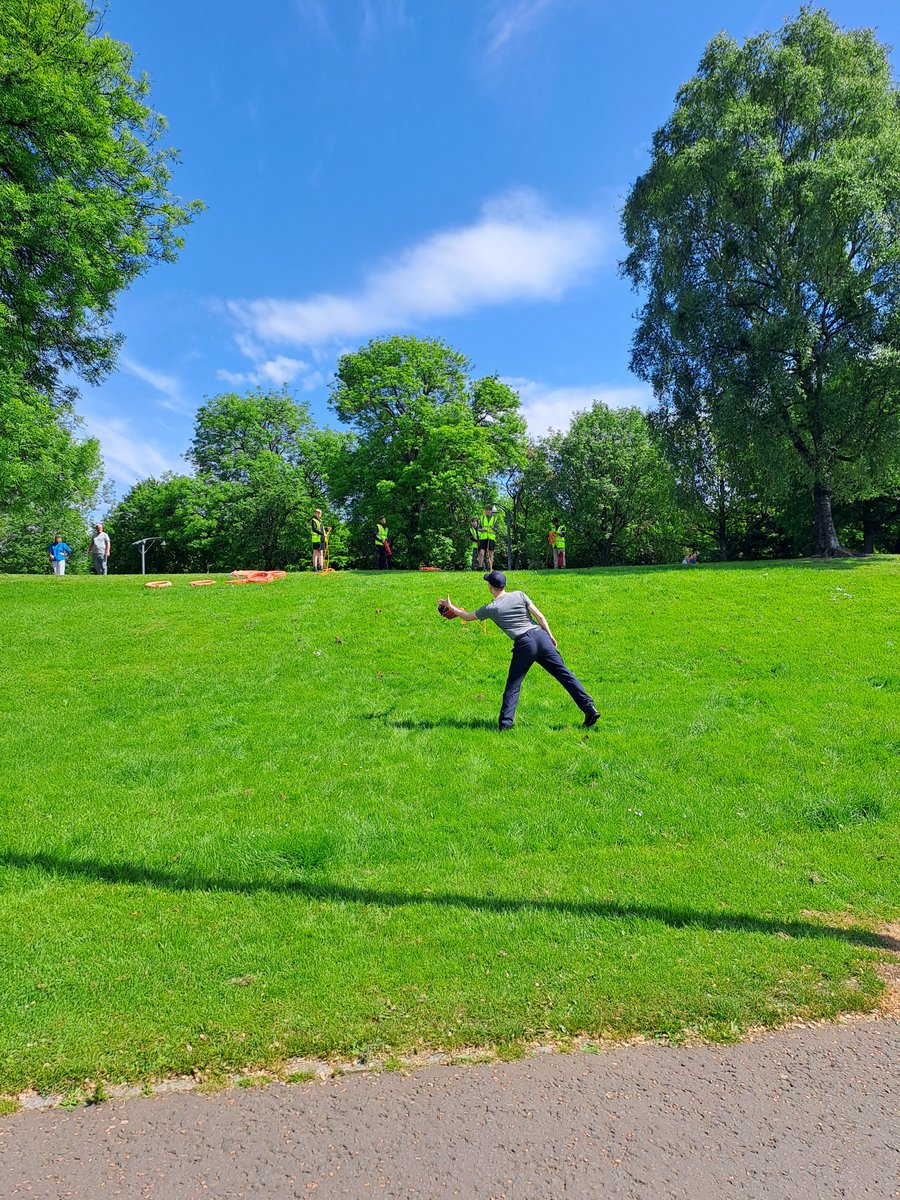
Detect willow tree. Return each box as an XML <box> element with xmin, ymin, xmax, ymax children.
<box><xmin>622</xmin><ymin>8</ymin><xmax>900</xmax><ymax>556</ymax></box>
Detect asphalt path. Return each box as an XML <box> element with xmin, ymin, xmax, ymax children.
<box><xmin>2</xmin><ymin>1018</ymin><xmax>898</xmax><ymax>1199</ymax></box>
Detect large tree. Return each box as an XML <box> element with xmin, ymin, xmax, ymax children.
<box><xmin>0</xmin><ymin>0</ymin><xmax>202</xmax><ymax>398</ymax></box>
<box><xmin>185</xmin><ymin>389</ymin><xmax>346</xmax><ymax>570</ymax></box>
<box><xmin>544</xmin><ymin>403</ymin><xmax>680</xmax><ymax>566</ymax></box>
<box><xmin>622</xmin><ymin>7</ymin><xmax>900</xmax><ymax>556</ymax></box>
<box><xmin>329</xmin><ymin>336</ymin><xmax>526</xmax><ymax>567</ymax></box>
<box><xmin>0</xmin><ymin>372</ymin><xmax>102</xmax><ymax>571</ymax></box>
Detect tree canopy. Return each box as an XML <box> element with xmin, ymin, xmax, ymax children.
<box><xmin>110</xmin><ymin>390</ymin><xmax>347</xmax><ymax>573</ymax></box>
<box><xmin>0</xmin><ymin>0</ymin><xmax>202</xmax><ymax>398</ymax></box>
<box><xmin>622</xmin><ymin>7</ymin><xmax>900</xmax><ymax>555</ymax></box>
<box><xmin>0</xmin><ymin>372</ymin><xmax>102</xmax><ymax>571</ymax></box>
<box><xmin>329</xmin><ymin>336</ymin><xmax>526</xmax><ymax>567</ymax></box>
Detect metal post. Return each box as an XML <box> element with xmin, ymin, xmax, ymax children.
<box><xmin>133</xmin><ymin>536</ymin><xmax>165</xmax><ymax>575</ymax></box>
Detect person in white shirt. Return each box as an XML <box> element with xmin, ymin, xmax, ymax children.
<box><xmin>90</xmin><ymin>523</ymin><xmax>111</xmax><ymax>575</ymax></box>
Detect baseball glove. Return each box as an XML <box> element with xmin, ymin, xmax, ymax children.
<box><xmin>437</xmin><ymin>599</ymin><xmax>458</xmax><ymax>619</ymax></box>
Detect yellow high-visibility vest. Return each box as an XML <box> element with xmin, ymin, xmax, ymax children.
<box><xmin>376</xmin><ymin>522</ymin><xmax>388</xmax><ymax>545</ymax></box>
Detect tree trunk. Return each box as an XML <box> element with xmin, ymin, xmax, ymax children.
<box><xmin>813</xmin><ymin>480</ymin><xmax>851</xmax><ymax>557</ymax></box>
<box><xmin>861</xmin><ymin>501</ymin><xmax>876</xmax><ymax>556</ymax></box>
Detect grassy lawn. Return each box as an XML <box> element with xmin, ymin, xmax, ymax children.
<box><xmin>1</xmin><ymin>559</ymin><xmax>898</xmax><ymax>1095</ymax></box>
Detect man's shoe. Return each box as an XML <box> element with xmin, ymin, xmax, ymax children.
<box><xmin>582</xmin><ymin>709</ymin><xmax>600</xmax><ymax>729</ymax></box>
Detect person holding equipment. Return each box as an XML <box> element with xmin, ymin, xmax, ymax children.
<box><xmin>468</xmin><ymin>518</ymin><xmax>480</xmax><ymax>570</ymax></box>
<box><xmin>311</xmin><ymin>509</ymin><xmax>328</xmax><ymax>572</ymax></box>
<box><xmin>375</xmin><ymin>516</ymin><xmax>392</xmax><ymax>570</ymax></box>
<box><xmin>438</xmin><ymin>571</ymin><xmax>599</xmax><ymax>731</ymax></box>
<box><xmin>549</xmin><ymin>519</ymin><xmax>567</xmax><ymax>568</ymax></box>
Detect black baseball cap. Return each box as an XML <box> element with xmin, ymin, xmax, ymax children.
<box><xmin>484</xmin><ymin>570</ymin><xmax>507</xmax><ymax>589</ymax></box>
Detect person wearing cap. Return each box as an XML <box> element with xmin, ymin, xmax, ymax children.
<box><xmin>441</xmin><ymin>571</ymin><xmax>599</xmax><ymax>731</ymax></box>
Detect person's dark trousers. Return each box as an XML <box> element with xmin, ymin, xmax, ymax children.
<box><xmin>378</xmin><ymin>545</ymin><xmax>389</xmax><ymax>569</ymax></box>
<box><xmin>499</xmin><ymin>627</ymin><xmax>593</xmax><ymax>729</ymax></box>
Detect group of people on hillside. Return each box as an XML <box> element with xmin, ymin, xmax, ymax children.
<box><xmin>47</xmin><ymin>524</ymin><xmax>111</xmax><ymax>576</ymax></box>
<box><xmin>313</xmin><ymin>507</ymin><xmax>570</xmax><ymax>571</ymax></box>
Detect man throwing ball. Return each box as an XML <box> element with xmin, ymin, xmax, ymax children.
<box><xmin>439</xmin><ymin>571</ymin><xmax>599</xmax><ymax>731</ymax></box>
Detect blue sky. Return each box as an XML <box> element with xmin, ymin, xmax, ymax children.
<box><xmin>82</xmin><ymin>0</ymin><xmax>900</xmax><ymax>496</ymax></box>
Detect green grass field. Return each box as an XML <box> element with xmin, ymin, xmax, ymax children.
<box><xmin>1</xmin><ymin>560</ymin><xmax>898</xmax><ymax>1096</ymax></box>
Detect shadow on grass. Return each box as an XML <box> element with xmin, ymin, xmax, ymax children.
<box><xmin>386</xmin><ymin>716</ymin><xmax>498</xmax><ymax>731</ymax></box>
<box><xmin>0</xmin><ymin>850</ymin><xmax>887</xmax><ymax>952</ymax></box>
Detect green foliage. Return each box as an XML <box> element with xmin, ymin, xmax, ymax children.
<box><xmin>329</xmin><ymin>336</ymin><xmax>526</xmax><ymax>566</ymax></box>
<box><xmin>543</xmin><ymin>403</ymin><xmax>681</xmax><ymax>566</ymax></box>
<box><xmin>503</xmin><ymin>441</ymin><xmax>558</xmax><ymax>568</ymax></box>
<box><xmin>623</xmin><ymin>8</ymin><xmax>900</xmax><ymax>556</ymax></box>
<box><xmin>108</xmin><ymin>390</ymin><xmax>348</xmax><ymax>572</ymax></box>
<box><xmin>0</xmin><ymin>560</ymin><xmax>897</xmax><ymax>1093</ymax></box>
<box><xmin>0</xmin><ymin>373</ymin><xmax>102</xmax><ymax>572</ymax></box>
<box><xmin>0</xmin><ymin>0</ymin><xmax>202</xmax><ymax>398</ymax></box>
<box><xmin>106</xmin><ymin>474</ymin><xmax>229</xmax><ymax>574</ymax></box>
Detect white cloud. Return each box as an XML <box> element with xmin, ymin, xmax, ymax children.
<box><xmin>506</xmin><ymin>377</ymin><xmax>655</xmax><ymax>436</ymax></box>
<box><xmin>485</xmin><ymin>0</ymin><xmax>566</xmax><ymax>58</ymax></box>
<box><xmin>215</xmin><ymin>355</ymin><xmax>317</xmax><ymax>390</ymax></box>
<box><xmin>80</xmin><ymin>412</ymin><xmax>183</xmax><ymax>487</ymax></box>
<box><xmin>120</xmin><ymin>355</ymin><xmax>187</xmax><ymax>413</ymax></box>
<box><xmin>227</xmin><ymin>190</ymin><xmax>605</xmax><ymax>354</ymax></box>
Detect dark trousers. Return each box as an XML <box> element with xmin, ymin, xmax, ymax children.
<box><xmin>377</xmin><ymin>545</ymin><xmax>389</xmax><ymax>569</ymax></box>
<box><xmin>499</xmin><ymin>627</ymin><xmax>593</xmax><ymax>729</ymax></box>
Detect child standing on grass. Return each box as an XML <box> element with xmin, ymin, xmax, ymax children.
<box><xmin>47</xmin><ymin>535</ymin><xmax>72</xmax><ymax>575</ymax></box>
<box><xmin>441</xmin><ymin>570</ymin><xmax>599</xmax><ymax>732</ymax></box>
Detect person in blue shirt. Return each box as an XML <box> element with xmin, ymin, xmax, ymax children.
<box><xmin>47</xmin><ymin>534</ymin><xmax>72</xmax><ymax>576</ymax></box>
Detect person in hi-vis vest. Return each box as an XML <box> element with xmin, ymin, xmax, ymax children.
<box><xmin>375</xmin><ymin>516</ymin><xmax>391</xmax><ymax>569</ymax></box>
<box><xmin>311</xmin><ymin>509</ymin><xmax>328</xmax><ymax>572</ymax></box>
<box><xmin>476</xmin><ymin>505</ymin><xmax>500</xmax><ymax>571</ymax></box>
<box><xmin>549</xmin><ymin>519</ymin><xmax>567</xmax><ymax>568</ymax></box>
<box><xmin>468</xmin><ymin>518</ymin><xmax>480</xmax><ymax>569</ymax></box>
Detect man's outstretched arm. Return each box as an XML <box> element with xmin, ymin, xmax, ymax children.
<box><xmin>443</xmin><ymin>597</ymin><xmax>481</xmax><ymax>622</ymax></box>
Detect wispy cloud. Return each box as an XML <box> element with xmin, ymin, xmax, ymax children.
<box><xmin>292</xmin><ymin>0</ymin><xmax>335</xmax><ymax>42</ymax></box>
<box><xmin>294</xmin><ymin>0</ymin><xmax>406</xmax><ymax>47</ymax></box>
<box><xmin>216</xmin><ymin>355</ymin><xmax>324</xmax><ymax>391</ymax></box>
<box><xmin>506</xmin><ymin>377</ymin><xmax>655</xmax><ymax>436</ymax></box>
<box><xmin>81</xmin><ymin>411</ymin><xmax>183</xmax><ymax>487</ymax></box>
<box><xmin>227</xmin><ymin>190</ymin><xmax>605</xmax><ymax>357</ymax></box>
<box><xmin>361</xmin><ymin>0</ymin><xmax>408</xmax><ymax>43</ymax></box>
<box><xmin>120</xmin><ymin>355</ymin><xmax>188</xmax><ymax>413</ymax></box>
<box><xmin>484</xmin><ymin>0</ymin><xmax>567</xmax><ymax>58</ymax></box>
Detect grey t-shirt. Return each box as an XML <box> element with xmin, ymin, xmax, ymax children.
<box><xmin>474</xmin><ymin>590</ymin><xmax>536</xmax><ymax>641</ymax></box>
